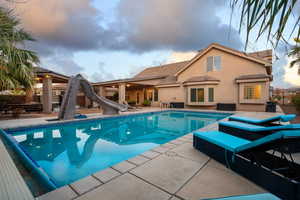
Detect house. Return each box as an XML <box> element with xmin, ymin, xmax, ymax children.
<box><xmin>93</xmin><ymin>43</ymin><xmax>272</xmax><ymax>112</ymax></box>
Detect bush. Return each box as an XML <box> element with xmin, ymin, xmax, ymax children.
<box><xmin>292</xmin><ymin>94</ymin><xmax>300</xmax><ymax>112</ymax></box>
<box><xmin>142</xmin><ymin>99</ymin><xmax>151</xmax><ymax>106</ymax></box>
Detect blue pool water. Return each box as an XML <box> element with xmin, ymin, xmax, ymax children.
<box><xmin>7</xmin><ymin>111</ymin><xmax>230</xmax><ymax>187</ymax></box>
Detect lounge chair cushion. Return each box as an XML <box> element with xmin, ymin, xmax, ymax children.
<box><xmin>195</xmin><ymin>130</ymin><xmax>300</xmax><ymax>153</ymax></box>
<box><xmin>219</xmin><ymin>121</ymin><xmax>300</xmax><ymax>132</ymax></box>
<box><xmin>235</xmin><ymin>131</ymin><xmax>283</xmax><ymax>152</ymax></box>
<box><xmin>194</xmin><ymin>131</ymin><xmax>250</xmax><ymax>152</ymax></box>
<box><xmin>229</xmin><ymin>114</ymin><xmax>296</xmax><ymax>124</ymax></box>
<box><xmin>219</xmin><ymin>121</ymin><xmax>267</xmax><ymax>132</ymax></box>
<box><xmin>203</xmin><ymin>193</ymin><xmax>280</xmax><ymax>200</ymax></box>
<box><xmin>280</xmin><ymin>114</ymin><xmax>296</xmax><ymax>122</ymax></box>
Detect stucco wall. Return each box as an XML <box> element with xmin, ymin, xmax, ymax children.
<box><xmin>167</xmin><ymin>48</ymin><xmax>270</xmax><ymax>111</ymax></box>
<box><xmin>158</xmin><ymin>86</ymin><xmax>185</xmax><ymax>103</ymax></box>
<box><xmin>177</xmin><ymin>48</ymin><xmax>268</xmax><ymax>105</ymax></box>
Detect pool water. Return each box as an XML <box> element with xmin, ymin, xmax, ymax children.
<box><xmin>7</xmin><ymin>111</ymin><xmax>229</xmax><ymax>187</ymax></box>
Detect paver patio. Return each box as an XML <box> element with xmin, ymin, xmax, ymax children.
<box><xmin>1</xmin><ymin>107</ymin><xmax>299</xmax><ymax>200</ymax></box>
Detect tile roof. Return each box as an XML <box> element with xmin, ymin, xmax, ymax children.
<box><xmin>247</xmin><ymin>49</ymin><xmax>272</xmax><ymax>62</ymax></box>
<box><xmin>34</xmin><ymin>67</ymin><xmax>69</xmax><ymax>79</ymax></box>
<box><xmin>157</xmin><ymin>76</ymin><xmax>178</xmax><ymax>85</ymax></box>
<box><xmin>134</xmin><ymin>61</ymin><xmax>189</xmax><ymax>78</ymax></box>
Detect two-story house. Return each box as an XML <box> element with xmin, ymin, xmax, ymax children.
<box><xmin>93</xmin><ymin>43</ymin><xmax>272</xmax><ymax>111</ymax></box>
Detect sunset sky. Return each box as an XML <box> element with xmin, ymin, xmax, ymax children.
<box><xmin>2</xmin><ymin>0</ymin><xmax>300</xmax><ymax>88</ymax></box>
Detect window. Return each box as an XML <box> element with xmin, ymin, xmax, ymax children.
<box><xmin>207</xmin><ymin>57</ymin><xmax>213</xmax><ymax>72</ymax></box>
<box><xmin>154</xmin><ymin>88</ymin><xmax>158</xmax><ymax>101</ymax></box>
<box><xmin>147</xmin><ymin>90</ymin><xmax>153</xmax><ymax>101</ymax></box>
<box><xmin>208</xmin><ymin>88</ymin><xmax>214</xmax><ymax>102</ymax></box>
<box><xmin>207</xmin><ymin>56</ymin><xmax>221</xmax><ymax>72</ymax></box>
<box><xmin>190</xmin><ymin>88</ymin><xmax>204</xmax><ymax>102</ymax></box>
<box><xmin>244</xmin><ymin>85</ymin><xmax>262</xmax><ymax>99</ymax></box>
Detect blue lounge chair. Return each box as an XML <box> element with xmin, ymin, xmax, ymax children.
<box><xmin>203</xmin><ymin>193</ymin><xmax>280</xmax><ymax>200</ymax></box>
<box><xmin>193</xmin><ymin>130</ymin><xmax>300</xmax><ymax>200</ymax></box>
<box><xmin>229</xmin><ymin>114</ymin><xmax>296</xmax><ymax>125</ymax></box>
<box><xmin>219</xmin><ymin>121</ymin><xmax>300</xmax><ymax>141</ymax></box>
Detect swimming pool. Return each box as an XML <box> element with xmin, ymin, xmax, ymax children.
<box><xmin>3</xmin><ymin>111</ymin><xmax>230</xmax><ymax>188</ymax></box>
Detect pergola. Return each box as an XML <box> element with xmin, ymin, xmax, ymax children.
<box><xmin>34</xmin><ymin>67</ymin><xmax>69</xmax><ymax>113</ymax></box>
<box><xmin>92</xmin><ymin>80</ymin><xmax>155</xmax><ymax>104</ymax></box>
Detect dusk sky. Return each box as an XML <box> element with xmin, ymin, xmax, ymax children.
<box><xmin>2</xmin><ymin>0</ymin><xmax>300</xmax><ymax>88</ymax></box>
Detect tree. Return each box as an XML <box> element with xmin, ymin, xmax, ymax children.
<box><xmin>288</xmin><ymin>37</ymin><xmax>300</xmax><ymax>74</ymax></box>
<box><xmin>231</xmin><ymin>0</ymin><xmax>300</xmax><ymax>48</ymax></box>
<box><xmin>0</xmin><ymin>7</ymin><xmax>39</xmax><ymax>91</ymax></box>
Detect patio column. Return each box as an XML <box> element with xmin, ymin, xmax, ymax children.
<box><xmin>98</xmin><ymin>86</ymin><xmax>106</xmax><ymax>97</ymax></box>
<box><xmin>25</xmin><ymin>88</ymin><xmax>33</xmax><ymax>103</ymax></box>
<box><xmin>42</xmin><ymin>76</ymin><xmax>52</xmax><ymax>113</ymax></box>
<box><xmin>118</xmin><ymin>83</ymin><xmax>126</xmax><ymax>104</ymax></box>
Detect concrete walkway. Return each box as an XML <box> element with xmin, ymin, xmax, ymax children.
<box><xmin>0</xmin><ymin>108</ymin><xmax>297</xmax><ymax>200</ymax></box>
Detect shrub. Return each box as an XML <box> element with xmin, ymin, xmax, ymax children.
<box><xmin>112</xmin><ymin>92</ymin><xmax>119</xmax><ymax>101</ymax></box>
<box><xmin>292</xmin><ymin>94</ymin><xmax>300</xmax><ymax>112</ymax></box>
<box><xmin>142</xmin><ymin>99</ymin><xmax>151</xmax><ymax>106</ymax></box>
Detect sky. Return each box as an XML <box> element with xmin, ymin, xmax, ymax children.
<box><xmin>2</xmin><ymin>0</ymin><xmax>300</xmax><ymax>88</ymax></box>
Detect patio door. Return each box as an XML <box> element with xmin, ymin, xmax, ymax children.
<box><xmin>136</xmin><ymin>92</ymin><xmax>140</xmax><ymax>104</ymax></box>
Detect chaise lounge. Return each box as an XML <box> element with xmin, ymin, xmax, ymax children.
<box><xmin>228</xmin><ymin>114</ymin><xmax>296</xmax><ymax>126</ymax></box>
<box><xmin>219</xmin><ymin>121</ymin><xmax>300</xmax><ymax>140</ymax></box>
<box><xmin>203</xmin><ymin>193</ymin><xmax>280</xmax><ymax>200</ymax></box>
<box><xmin>193</xmin><ymin>130</ymin><xmax>300</xmax><ymax>200</ymax></box>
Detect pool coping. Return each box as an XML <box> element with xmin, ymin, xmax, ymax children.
<box><xmin>1</xmin><ymin>108</ymin><xmax>233</xmax><ymax>131</ymax></box>
<box><xmin>0</xmin><ymin>108</ymin><xmax>285</xmax><ymax>200</ymax></box>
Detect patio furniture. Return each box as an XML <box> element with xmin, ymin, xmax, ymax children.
<box><xmin>217</xmin><ymin>103</ymin><xmax>236</xmax><ymax>111</ymax></box>
<box><xmin>160</xmin><ymin>102</ymin><xmax>169</xmax><ymax>108</ymax></box>
<box><xmin>228</xmin><ymin>114</ymin><xmax>296</xmax><ymax>126</ymax></box>
<box><xmin>170</xmin><ymin>102</ymin><xmax>184</xmax><ymax>108</ymax></box>
<box><xmin>219</xmin><ymin>121</ymin><xmax>300</xmax><ymax>140</ymax></box>
<box><xmin>7</xmin><ymin>103</ymin><xmax>43</xmax><ymax>113</ymax></box>
<box><xmin>193</xmin><ymin>130</ymin><xmax>300</xmax><ymax>200</ymax></box>
<box><xmin>203</xmin><ymin>193</ymin><xmax>280</xmax><ymax>200</ymax></box>
<box><xmin>266</xmin><ymin>101</ymin><xmax>277</xmax><ymax>112</ymax></box>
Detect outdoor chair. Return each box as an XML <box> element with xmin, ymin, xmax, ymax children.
<box><xmin>219</xmin><ymin>121</ymin><xmax>300</xmax><ymax>140</ymax></box>
<box><xmin>228</xmin><ymin>114</ymin><xmax>296</xmax><ymax>126</ymax></box>
<box><xmin>203</xmin><ymin>193</ymin><xmax>280</xmax><ymax>200</ymax></box>
<box><xmin>193</xmin><ymin>130</ymin><xmax>300</xmax><ymax>200</ymax></box>
<box><xmin>219</xmin><ymin>121</ymin><xmax>300</xmax><ymax>152</ymax></box>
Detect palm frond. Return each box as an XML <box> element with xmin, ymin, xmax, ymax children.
<box><xmin>231</xmin><ymin>0</ymin><xmax>300</xmax><ymax>49</ymax></box>
<box><xmin>0</xmin><ymin>6</ymin><xmax>39</xmax><ymax>91</ymax></box>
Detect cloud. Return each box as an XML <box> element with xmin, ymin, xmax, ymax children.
<box><xmin>2</xmin><ymin>0</ymin><xmax>244</xmax><ymax>83</ymax></box>
<box><xmin>5</xmin><ymin>0</ymin><xmax>244</xmax><ymax>54</ymax></box>
<box><xmin>167</xmin><ymin>51</ymin><xmax>197</xmax><ymax>63</ymax></box>
<box><xmin>90</xmin><ymin>62</ymin><xmax>116</xmax><ymax>82</ymax></box>
<box><xmin>6</xmin><ymin>0</ymin><xmax>103</xmax><ymax>53</ymax></box>
<box><xmin>284</xmin><ymin>57</ymin><xmax>300</xmax><ymax>86</ymax></box>
<box><xmin>41</xmin><ymin>52</ymin><xmax>85</xmax><ymax>76</ymax></box>
<box><xmin>113</xmin><ymin>0</ymin><xmax>243</xmax><ymax>52</ymax></box>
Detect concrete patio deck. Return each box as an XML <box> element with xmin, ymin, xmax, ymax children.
<box><xmin>0</xmin><ymin>107</ymin><xmax>298</xmax><ymax>200</ymax></box>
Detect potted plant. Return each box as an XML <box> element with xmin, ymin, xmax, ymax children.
<box><xmin>142</xmin><ymin>99</ymin><xmax>151</xmax><ymax>106</ymax></box>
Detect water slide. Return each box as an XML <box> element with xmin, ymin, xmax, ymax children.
<box><xmin>58</xmin><ymin>74</ymin><xmax>128</xmax><ymax>120</ymax></box>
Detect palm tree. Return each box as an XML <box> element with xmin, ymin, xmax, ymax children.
<box><xmin>0</xmin><ymin>7</ymin><xmax>39</xmax><ymax>91</ymax></box>
<box><xmin>231</xmin><ymin>0</ymin><xmax>300</xmax><ymax>48</ymax></box>
<box><xmin>289</xmin><ymin>37</ymin><xmax>300</xmax><ymax>74</ymax></box>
